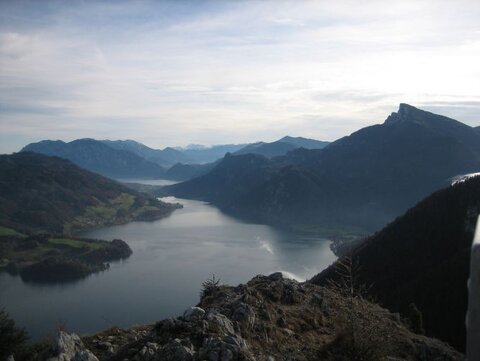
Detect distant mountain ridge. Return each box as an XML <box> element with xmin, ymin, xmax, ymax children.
<box><xmin>234</xmin><ymin>136</ymin><xmax>329</xmax><ymax>158</ymax></box>
<box><xmin>22</xmin><ymin>139</ymin><xmax>166</xmax><ymax>179</ymax></box>
<box><xmin>234</xmin><ymin>141</ymin><xmax>298</xmax><ymax>158</ymax></box>
<box><xmin>278</xmin><ymin>136</ymin><xmax>330</xmax><ymax>149</ymax></box>
<box><xmin>101</xmin><ymin>139</ymin><xmax>192</xmax><ymax>167</ymax></box>
<box><xmin>180</xmin><ymin>144</ymin><xmax>248</xmax><ymax>163</ymax></box>
<box><xmin>22</xmin><ymin>135</ymin><xmax>329</xmax><ymax>181</ymax></box>
<box><xmin>164</xmin><ymin>104</ymin><xmax>480</xmax><ymax>232</ymax></box>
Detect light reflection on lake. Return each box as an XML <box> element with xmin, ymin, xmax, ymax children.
<box><xmin>116</xmin><ymin>178</ymin><xmax>178</xmax><ymax>186</ymax></box>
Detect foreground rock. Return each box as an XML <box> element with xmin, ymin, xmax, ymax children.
<box><xmin>35</xmin><ymin>274</ymin><xmax>462</xmax><ymax>360</ymax></box>
<box><xmin>47</xmin><ymin>331</ymin><xmax>99</xmax><ymax>361</ymax></box>
<box><xmin>88</xmin><ymin>275</ymin><xmax>462</xmax><ymax>361</ymax></box>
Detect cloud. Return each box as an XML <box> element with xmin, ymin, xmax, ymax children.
<box><xmin>0</xmin><ymin>0</ymin><xmax>479</xmax><ymax>153</ymax></box>
<box><xmin>418</xmin><ymin>99</ymin><xmax>480</xmax><ymax>124</ymax></box>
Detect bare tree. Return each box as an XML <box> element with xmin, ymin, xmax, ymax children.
<box><xmin>325</xmin><ymin>254</ymin><xmax>379</xmax><ymax>360</ymax></box>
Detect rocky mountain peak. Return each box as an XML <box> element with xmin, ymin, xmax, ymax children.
<box><xmin>384</xmin><ymin>103</ymin><xmax>423</xmax><ymax>125</ymax></box>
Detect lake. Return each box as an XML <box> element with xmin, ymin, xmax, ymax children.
<box><xmin>0</xmin><ymin>195</ymin><xmax>336</xmax><ymax>341</ymax></box>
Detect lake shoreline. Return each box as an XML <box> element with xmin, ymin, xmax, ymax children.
<box><xmin>0</xmin><ymin>233</ymin><xmax>132</xmax><ymax>283</ymax></box>
<box><xmin>1</xmin><ymin>192</ymin><xmax>336</xmax><ymax>342</ymax></box>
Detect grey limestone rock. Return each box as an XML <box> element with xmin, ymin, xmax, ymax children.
<box><xmin>231</xmin><ymin>302</ymin><xmax>256</xmax><ymax>330</ymax></box>
<box><xmin>47</xmin><ymin>331</ymin><xmax>99</xmax><ymax>361</ymax></box>
<box><xmin>158</xmin><ymin>338</ymin><xmax>194</xmax><ymax>361</ymax></box>
<box><xmin>206</xmin><ymin>310</ymin><xmax>235</xmax><ymax>335</ymax></box>
<box><xmin>267</xmin><ymin>272</ymin><xmax>283</xmax><ymax>281</ymax></box>
<box><xmin>183</xmin><ymin>307</ymin><xmax>205</xmax><ymax>322</ymax></box>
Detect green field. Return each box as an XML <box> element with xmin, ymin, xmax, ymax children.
<box><xmin>64</xmin><ymin>193</ymin><xmax>143</xmax><ymax>233</ymax></box>
<box><xmin>47</xmin><ymin>238</ymin><xmax>107</xmax><ymax>250</ymax></box>
<box><xmin>62</xmin><ymin>192</ymin><xmax>170</xmax><ymax>234</ymax></box>
<box><xmin>1</xmin><ymin>236</ymin><xmax>109</xmax><ymax>264</ymax></box>
<box><xmin>0</xmin><ymin>226</ymin><xmax>25</xmax><ymax>237</ymax></box>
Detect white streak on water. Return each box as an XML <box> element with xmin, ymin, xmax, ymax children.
<box><xmin>258</xmin><ymin>237</ymin><xmax>274</xmax><ymax>255</ymax></box>
<box><xmin>158</xmin><ymin>196</ymin><xmax>180</xmax><ymax>203</ymax></box>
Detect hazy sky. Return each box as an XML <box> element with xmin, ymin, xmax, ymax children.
<box><xmin>1</xmin><ymin>0</ymin><xmax>479</xmax><ymax>153</ymax></box>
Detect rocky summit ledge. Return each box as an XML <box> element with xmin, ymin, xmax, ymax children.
<box><xmin>31</xmin><ymin>273</ymin><xmax>462</xmax><ymax>361</ymax></box>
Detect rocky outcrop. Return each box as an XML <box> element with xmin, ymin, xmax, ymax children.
<box><xmin>74</xmin><ymin>274</ymin><xmax>463</xmax><ymax>361</ymax></box>
<box><xmin>46</xmin><ymin>331</ymin><xmax>99</xmax><ymax>361</ymax></box>
<box><xmin>182</xmin><ymin>307</ymin><xmax>205</xmax><ymax>322</ymax></box>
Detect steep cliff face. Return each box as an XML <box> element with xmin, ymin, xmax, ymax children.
<box><xmin>33</xmin><ymin>274</ymin><xmax>462</xmax><ymax>361</ymax></box>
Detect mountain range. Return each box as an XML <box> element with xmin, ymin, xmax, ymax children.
<box><xmin>16</xmin><ymin>104</ymin><xmax>480</xmax><ymax>235</ymax></box>
<box><xmin>4</xmin><ymin>104</ymin><xmax>479</xmax><ymax>357</ymax></box>
<box><xmin>21</xmin><ymin>139</ymin><xmax>166</xmax><ymax>180</ymax></box>
<box><xmin>311</xmin><ymin>174</ymin><xmax>480</xmax><ymax>352</ymax></box>
<box><xmin>21</xmin><ymin>136</ymin><xmax>328</xmax><ymax>181</ymax></box>
<box><xmin>101</xmin><ymin>139</ymin><xmax>191</xmax><ymax>167</ymax></box>
<box><xmin>180</xmin><ymin>143</ymin><xmax>248</xmax><ymax>163</ymax></box>
<box><xmin>234</xmin><ymin>136</ymin><xmax>329</xmax><ymax>158</ymax></box>
<box><xmin>163</xmin><ymin>104</ymin><xmax>480</xmax><ymax>233</ymax></box>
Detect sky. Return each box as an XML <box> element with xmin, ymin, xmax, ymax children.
<box><xmin>1</xmin><ymin>0</ymin><xmax>479</xmax><ymax>153</ymax></box>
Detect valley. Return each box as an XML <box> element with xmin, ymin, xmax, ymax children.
<box><xmin>163</xmin><ymin>104</ymin><xmax>480</xmax><ymax>234</ymax></box>
<box><xmin>2</xmin><ymin>104</ymin><xmax>480</xmax><ymax>359</ymax></box>
<box><xmin>0</xmin><ymin>196</ymin><xmax>335</xmax><ymax>341</ymax></box>
<box><xmin>2</xmin><ymin>2</ymin><xmax>480</xmax><ymax>359</ymax></box>
<box><xmin>0</xmin><ymin>153</ymin><xmax>181</xmax><ymax>285</ymax></box>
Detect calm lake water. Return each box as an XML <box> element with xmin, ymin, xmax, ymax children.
<box><xmin>0</xmin><ymin>193</ymin><xmax>335</xmax><ymax>341</ymax></box>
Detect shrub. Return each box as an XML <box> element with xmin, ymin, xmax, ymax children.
<box><xmin>200</xmin><ymin>274</ymin><xmax>221</xmax><ymax>299</ymax></box>
<box><xmin>405</xmin><ymin>302</ymin><xmax>425</xmax><ymax>335</ymax></box>
<box><xmin>0</xmin><ymin>308</ymin><xmax>29</xmax><ymax>360</ymax></box>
